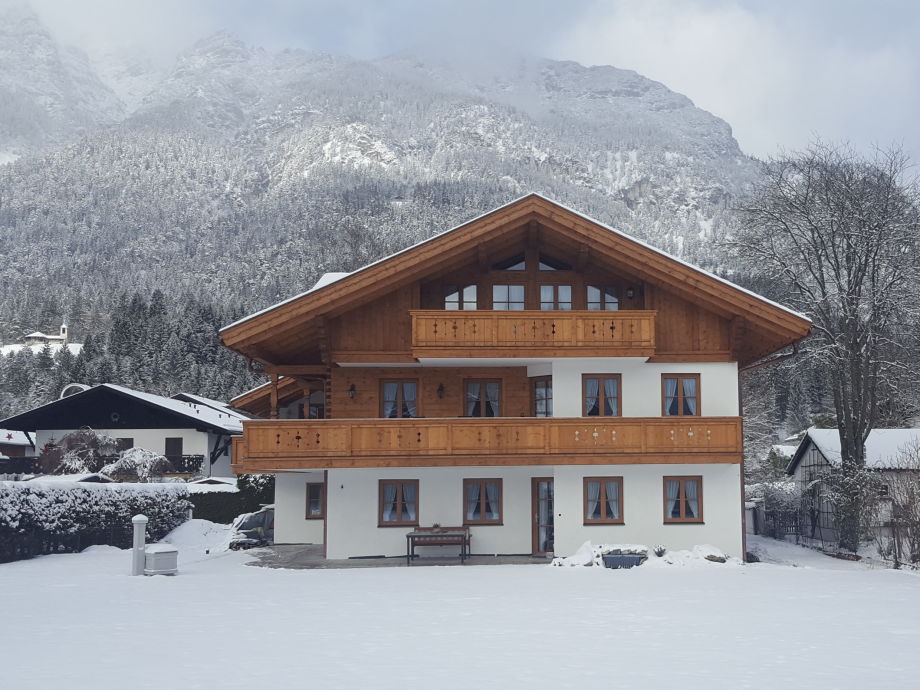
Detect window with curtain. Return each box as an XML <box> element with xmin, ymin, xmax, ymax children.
<box><xmin>465</xmin><ymin>380</ymin><xmax>501</xmax><ymax>417</ymax></box>
<box><xmin>532</xmin><ymin>377</ymin><xmax>553</xmax><ymax>417</ymax></box>
<box><xmin>305</xmin><ymin>482</ymin><xmax>325</xmax><ymax>519</ymax></box>
<box><xmin>379</xmin><ymin>480</ymin><xmax>419</xmax><ymax>526</ymax></box>
<box><xmin>587</xmin><ymin>285</ymin><xmax>619</xmax><ymax>310</ymax></box>
<box><xmin>662</xmin><ymin>374</ymin><xmax>700</xmax><ymax>416</ymax></box>
<box><xmin>445</xmin><ymin>284</ymin><xmax>477</xmax><ymax>310</ymax></box>
<box><xmin>492</xmin><ymin>284</ymin><xmax>525</xmax><ymax>310</ymax></box>
<box><xmin>582</xmin><ymin>375</ymin><xmax>621</xmax><ymax>416</ymax></box>
<box><xmin>380</xmin><ymin>380</ymin><xmax>418</xmax><ymax>418</ymax></box>
<box><xmin>583</xmin><ymin>477</ymin><xmax>623</xmax><ymax>524</ymax></box>
<box><xmin>463</xmin><ymin>478</ymin><xmax>503</xmax><ymax>525</ymax></box>
<box><xmin>663</xmin><ymin>476</ymin><xmax>703</xmax><ymax>523</ymax></box>
<box><xmin>539</xmin><ymin>284</ymin><xmax>572</xmax><ymax>310</ymax></box>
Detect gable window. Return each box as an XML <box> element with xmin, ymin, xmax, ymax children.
<box><xmin>493</xmin><ymin>254</ymin><xmax>526</xmax><ymax>270</ymax></box>
<box><xmin>664</xmin><ymin>476</ymin><xmax>703</xmax><ymax>523</ymax></box>
<box><xmin>379</xmin><ymin>479</ymin><xmax>419</xmax><ymax>526</ymax></box>
<box><xmin>492</xmin><ymin>284</ymin><xmax>525</xmax><ymax>310</ymax></box>
<box><xmin>306</xmin><ymin>482</ymin><xmax>325</xmax><ymax>519</ymax></box>
<box><xmin>583</xmin><ymin>375</ymin><xmax>621</xmax><ymax>416</ymax></box>
<box><xmin>465</xmin><ymin>380</ymin><xmax>501</xmax><ymax>417</ymax></box>
<box><xmin>538</xmin><ymin>254</ymin><xmax>572</xmax><ymax>271</ymax></box>
<box><xmin>587</xmin><ymin>285</ymin><xmax>619</xmax><ymax>310</ymax></box>
<box><xmin>662</xmin><ymin>374</ymin><xmax>700</xmax><ymax>416</ymax></box>
<box><xmin>381</xmin><ymin>380</ymin><xmax>418</xmax><ymax>418</ymax></box>
<box><xmin>463</xmin><ymin>478</ymin><xmax>503</xmax><ymax>525</ymax></box>
<box><xmin>540</xmin><ymin>285</ymin><xmax>572</xmax><ymax>310</ymax></box>
<box><xmin>532</xmin><ymin>376</ymin><xmax>553</xmax><ymax>417</ymax></box>
<box><xmin>445</xmin><ymin>284</ymin><xmax>477</xmax><ymax>310</ymax></box>
<box><xmin>584</xmin><ymin>477</ymin><xmax>623</xmax><ymax>524</ymax></box>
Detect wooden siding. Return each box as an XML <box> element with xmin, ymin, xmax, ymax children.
<box><xmin>232</xmin><ymin>416</ymin><xmax>743</xmax><ymax>472</ymax></box>
<box><xmin>410</xmin><ymin>310</ymin><xmax>655</xmax><ymax>358</ymax></box>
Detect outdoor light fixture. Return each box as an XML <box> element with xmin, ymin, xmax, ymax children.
<box><xmin>625</xmin><ymin>287</ymin><xmax>636</xmax><ymax>299</ymax></box>
<box><xmin>348</xmin><ymin>384</ymin><xmax>357</xmax><ymax>399</ymax></box>
<box><xmin>437</xmin><ymin>383</ymin><xmax>445</xmax><ymax>398</ymax></box>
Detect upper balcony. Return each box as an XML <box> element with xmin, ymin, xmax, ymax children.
<box><xmin>409</xmin><ymin>310</ymin><xmax>656</xmax><ymax>359</ymax></box>
<box><xmin>231</xmin><ymin>415</ymin><xmax>742</xmax><ymax>473</ymax></box>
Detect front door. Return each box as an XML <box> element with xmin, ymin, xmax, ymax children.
<box><xmin>531</xmin><ymin>477</ymin><xmax>554</xmax><ymax>555</ymax></box>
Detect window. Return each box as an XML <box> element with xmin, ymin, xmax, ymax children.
<box><xmin>540</xmin><ymin>285</ymin><xmax>572</xmax><ymax>310</ymax></box>
<box><xmin>532</xmin><ymin>376</ymin><xmax>553</xmax><ymax>417</ymax></box>
<box><xmin>663</xmin><ymin>476</ymin><xmax>703</xmax><ymax>523</ymax></box>
<box><xmin>583</xmin><ymin>375</ymin><xmax>621</xmax><ymax>416</ymax></box>
<box><xmin>493</xmin><ymin>254</ymin><xmax>526</xmax><ymax>270</ymax></box>
<box><xmin>445</xmin><ymin>284</ymin><xmax>477</xmax><ymax>310</ymax></box>
<box><xmin>463</xmin><ymin>478</ymin><xmax>502</xmax><ymax>525</ymax></box>
<box><xmin>538</xmin><ymin>254</ymin><xmax>572</xmax><ymax>271</ymax></box>
<box><xmin>584</xmin><ymin>477</ymin><xmax>623</xmax><ymax>524</ymax></box>
<box><xmin>115</xmin><ymin>438</ymin><xmax>133</xmax><ymax>452</ymax></box>
<box><xmin>164</xmin><ymin>437</ymin><xmax>183</xmax><ymax>458</ymax></box>
<box><xmin>465</xmin><ymin>380</ymin><xmax>501</xmax><ymax>417</ymax></box>
<box><xmin>662</xmin><ymin>374</ymin><xmax>700</xmax><ymax>416</ymax></box>
<box><xmin>587</xmin><ymin>285</ymin><xmax>619</xmax><ymax>310</ymax></box>
<box><xmin>306</xmin><ymin>482</ymin><xmax>325</xmax><ymax>519</ymax></box>
<box><xmin>379</xmin><ymin>480</ymin><xmax>419</xmax><ymax>526</ymax></box>
<box><xmin>492</xmin><ymin>284</ymin><xmax>525</xmax><ymax>310</ymax></box>
<box><xmin>381</xmin><ymin>380</ymin><xmax>418</xmax><ymax>418</ymax></box>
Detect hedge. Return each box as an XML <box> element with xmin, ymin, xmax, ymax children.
<box><xmin>0</xmin><ymin>481</ymin><xmax>191</xmax><ymax>563</ymax></box>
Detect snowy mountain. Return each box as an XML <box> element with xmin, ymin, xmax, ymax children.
<box><xmin>0</xmin><ymin>7</ymin><xmax>759</xmax><ymax>350</ymax></box>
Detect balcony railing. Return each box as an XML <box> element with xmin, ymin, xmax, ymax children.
<box><xmin>409</xmin><ymin>310</ymin><xmax>656</xmax><ymax>357</ymax></box>
<box><xmin>232</xmin><ymin>416</ymin><xmax>742</xmax><ymax>472</ymax></box>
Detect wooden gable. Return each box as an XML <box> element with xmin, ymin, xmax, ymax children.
<box><xmin>221</xmin><ymin>194</ymin><xmax>811</xmax><ymax>367</ymax></box>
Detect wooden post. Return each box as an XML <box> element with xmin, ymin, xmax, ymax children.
<box><xmin>270</xmin><ymin>374</ymin><xmax>279</xmax><ymax>420</ymax></box>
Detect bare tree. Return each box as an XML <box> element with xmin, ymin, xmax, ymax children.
<box><xmin>732</xmin><ymin>142</ymin><xmax>920</xmax><ymax>551</ymax></box>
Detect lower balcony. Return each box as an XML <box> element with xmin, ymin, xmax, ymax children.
<box><xmin>232</xmin><ymin>417</ymin><xmax>742</xmax><ymax>473</ymax></box>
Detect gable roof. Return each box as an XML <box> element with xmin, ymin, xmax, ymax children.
<box><xmin>0</xmin><ymin>384</ymin><xmax>243</xmax><ymax>435</ymax></box>
<box><xmin>170</xmin><ymin>392</ymin><xmax>253</xmax><ymax>420</ymax></box>
<box><xmin>220</xmin><ymin>193</ymin><xmax>811</xmax><ymax>366</ymax></box>
<box><xmin>787</xmin><ymin>427</ymin><xmax>920</xmax><ymax>473</ymax></box>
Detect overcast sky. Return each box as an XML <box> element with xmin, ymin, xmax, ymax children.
<box><xmin>29</xmin><ymin>0</ymin><xmax>920</xmax><ymax>161</ymax></box>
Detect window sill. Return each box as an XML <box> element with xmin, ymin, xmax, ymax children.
<box><xmin>378</xmin><ymin>522</ymin><xmax>419</xmax><ymax>528</ymax></box>
<box><xmin>663</xmin><ymin>520</ymin><xmax>705</xmax><ymax>525</ymax></box>
<box><xmin>583</xmin><ymin>520</ymin><xmax>625</xmax><ymax>525</ymax></box>
<box><xmin>305</xmin><ymin>515</ymin><xmax>325</xmax><ymax>520</ymax></box>
<box><xmin>463</xmin><ymin>521</ymin><xmax>504</xmax><ymax>527</ymax></box>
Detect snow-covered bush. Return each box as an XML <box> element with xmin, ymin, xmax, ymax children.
<box><xmin>748</xmin><ymin>479</ymin><xmax>800</xmax><ymax>539</ymax></box>
<box><xmin>0</xmin><ymin>481</ymin><xmax>191</xmax><ymax>563</ymax></box>
<box><xmin>100</xmin><ymin>448</ymin><xmax>172</xmax><ymax>482</ymax></box>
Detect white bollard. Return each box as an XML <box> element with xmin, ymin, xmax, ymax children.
<box><xmin>131</xmin><ymin>514</ymin><xmax>148</xmax><ymax>576</ymax></box>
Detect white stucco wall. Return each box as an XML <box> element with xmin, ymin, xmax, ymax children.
<box><xmin>550</xmin><ymin>358</ymin><xmax>739</xmax><ymax>418</ymax></box>
<box><xmin>310</xmin><ymin>463</ymin><xmax>742</xmax><ymax>560</ymax></box>
<box><xmin>553</xmin><ymin>463</ymin><xmax>743</xmax><ymax>558</ymax></box>
<box><xmin>274</xmin><ymin>471</ymin><xmax>326</xmax><ymax>544</ymax></box>
<box><xmin>35</xmin><ymin>428</ymin><xmax>211</xmax><ymax>457</ymax></box>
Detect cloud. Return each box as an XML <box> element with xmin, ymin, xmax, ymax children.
<box><xmin>551</xmin><ymin>0</ymin><xmax>920</xmax><ymax>160</ymax></box>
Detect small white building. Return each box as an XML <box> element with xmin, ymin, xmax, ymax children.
<box><xmin>0</xmin><ymin>324</ymin><xmax>83</xmax><ymax>357</ymax></box>
<box><xmin>0</xmin><ymin>384</ymin><xmax>246</xmax><ymax>477</ymax></box>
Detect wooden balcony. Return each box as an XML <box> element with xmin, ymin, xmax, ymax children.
<box><xmin>409</xmin><ymin>310</ymin><xmax>656</xmax><ymax>358</ymax></box>
<box><xmin>232</xmin><ymin>416</ymin><xmax>742</xmax><ymax>473</ymax></box>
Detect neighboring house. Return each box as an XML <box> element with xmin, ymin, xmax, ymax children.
<box><xmin>222</xmin><ymin>194</ymin><xmax>811</xmax><ymax>560</ymax></box>
<box><xmin>0</xmin><ymin>324</ymin><xmax>83</xmax><ymax>357</ymax></box>
<box><xmin>0</xmin><ymin>384</ymin><xmax>244</xmax><ymax>477</ymax></box>
<box><xmin>0</xmin><ymin>428</ymin><xmax>32</xmax><ymax>458</ymax></box>
<box><xmin>786</xmin><ymin>427</ymin><xmax>920</xmax><ymax>543</ymax></box>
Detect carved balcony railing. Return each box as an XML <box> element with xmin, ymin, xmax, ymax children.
<box><xmin>232</xmin><ymin>416</ymin><xmax>742</xmax><ymax>472</ymax></box>
<box><xmin>409</xmin><ymin>310</ymin><xmax>656</xmax><ymax>358</ymax></box>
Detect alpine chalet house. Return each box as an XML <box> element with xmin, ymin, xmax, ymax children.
<box><xmin>222</xmin><ymin>195</ymin><xmax>810</xmax><ymax>560</ymax></box>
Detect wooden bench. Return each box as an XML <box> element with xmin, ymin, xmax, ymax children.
<box><xmin>405</xmin><ymin>526</ymin><xmax>471</xmax><ymax>565</ymax></box>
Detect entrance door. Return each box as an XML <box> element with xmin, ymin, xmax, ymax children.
<box><xmin>531</xmin><ymin>477</ymin><xmax>554</xmax><ymax>555</ymax></box>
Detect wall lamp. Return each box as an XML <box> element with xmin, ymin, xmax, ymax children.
<box><xmin>348</xmin><ymin>384</ymin><xmax>357</xmax><ymax>399</ymax></box>
<box><xmin>625</xmin><ymin>287</ymin><xmax>636</xmax><ymax>299</ymax></box>
<box><xmin>437</xmin><ymin>383</ymin><xmax>445</xmax><ymax>399</ymax></box>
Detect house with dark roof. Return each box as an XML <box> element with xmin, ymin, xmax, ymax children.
<box><xmin>222</xmin><ymin>194</ymin><xmax>811</xmax><ymax>560</ymax></box>
<box><xmin>0</xmin><ymin>384</ymin><xmax>245</xmax><ymax>477</ymax></box>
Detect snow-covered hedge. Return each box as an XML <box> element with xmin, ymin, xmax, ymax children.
<box><xmin>0</xmin><ymin>481</ymin><xmax>191</xmax><ymax>563</ymax></box>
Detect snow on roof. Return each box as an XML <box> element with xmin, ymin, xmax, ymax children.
<box><xmin>221</xmin><ymin>192</ymin><xmax>811</xmax><ymax>333</ymax></box>
<box><xmin>29</xmin><ymin>473</ymin><xmax>114</xmax><ymax>483</ymax></box>
<box><xmin>172</xmin><ymin>392</ymin><xmax>249</xmax><ymax>421</ymax></box>
<box><xmin>0</xmin><ymin>429</ymin><xmax>31</xmax><ymax>446</ymax></box>
<box><xmin>101</xmin><ymin>384</ymin><xmax>243</xmax><ymax>434</ymax></box>
<box><xmin>806</xmin><ymin>428</ymin><xmax>920</xmax><ymax>469</ymax></box>
<box><xmin>770</xmin><ymin>444</ymin><xmax>798</xmax><ymax>459</ymax></box>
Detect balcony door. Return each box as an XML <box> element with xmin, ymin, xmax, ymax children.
<box><xmin>531</xmin><ymin>477</ymin><xmax>554</xmax><ymax>555</ymax></box>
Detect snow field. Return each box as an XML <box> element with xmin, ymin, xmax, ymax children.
<box><xmin>1</xmin><ymin>534</ymin><xmax>918</xmax><ymax>689</ymax></box>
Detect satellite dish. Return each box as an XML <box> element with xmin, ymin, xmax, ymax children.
<box><xmin>60</xmin><ymin>383</ymin><xmax>90</xmax><ymax>399</ymax></box>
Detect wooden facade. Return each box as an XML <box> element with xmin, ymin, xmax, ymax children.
<box><xmin>224</xmin><ymin>195</ymin><xmax>811</xmax><ymax>474</ymax></box>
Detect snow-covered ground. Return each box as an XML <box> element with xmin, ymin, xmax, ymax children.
<box><xmin>1</xmin><ymin>530</ymin><xmax>918</xmax><ymax>689</ymax></box>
